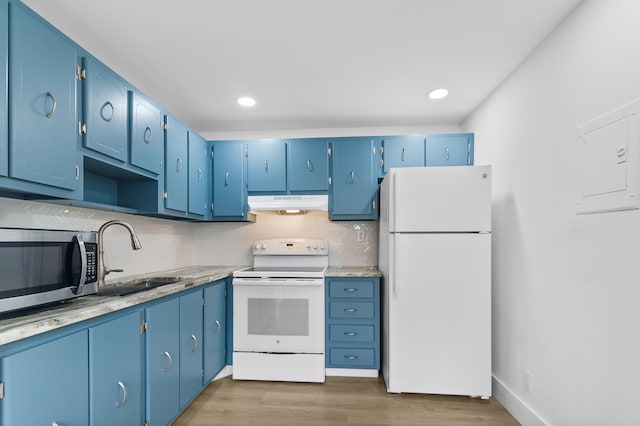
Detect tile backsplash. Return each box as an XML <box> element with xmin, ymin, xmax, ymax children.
<box><xmin>0</xmin><ymin>199</ymin><xmax>379</xmax><ymax>278</ymax></box>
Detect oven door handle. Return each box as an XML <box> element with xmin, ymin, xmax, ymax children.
<box><xmin>72</xmin><ymin>234</ymin><xmax>88</xmax><ymax>295</ymax></box>
<box><xmin>232</xmin><ymin>279</ymin><xmax>324</xmax><ymax>287</ymax></box>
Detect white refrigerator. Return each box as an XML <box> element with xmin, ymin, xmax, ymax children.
<box><xmin>379</xmin><ymin>165</ymin><xmax>492</xmax><ymax>397</ymax></box>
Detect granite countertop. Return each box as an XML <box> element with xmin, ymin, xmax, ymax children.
<box><xmin>0</xmin><ymin>265</ymin><xmax>244</xmax><ymax>347</ymax></box>
<box><xmin>325</xmin><ymin>266</ymin><xmax>381</xmax><ymax>277</ymax></box>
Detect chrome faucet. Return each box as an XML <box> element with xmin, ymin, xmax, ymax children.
<box><xmin>97</xmin><ymin>220</ymin><xmax>142</xmax><ymax>286</ymax></box>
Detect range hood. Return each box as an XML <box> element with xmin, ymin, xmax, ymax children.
<box><xmin>248</xmin><ymin>195</ymin><xmax>328</xmax><ymax>213</ymax></box>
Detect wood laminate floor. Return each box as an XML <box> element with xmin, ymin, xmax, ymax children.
<box><xmin>173</xmin><ymin>376</ymin><xmax>519</xmax><ymax>425</ymax></box>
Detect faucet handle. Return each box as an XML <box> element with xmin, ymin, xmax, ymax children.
<box><xmin>104</xmin><ymin>267</ymin><xmax>124</xmax><ymax>276</ymax></box>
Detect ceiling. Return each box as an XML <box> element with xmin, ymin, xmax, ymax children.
<box><xmin>22</xmin><ymin>0</ymin><xmax>581</xmax><ymax>134</ymax></box>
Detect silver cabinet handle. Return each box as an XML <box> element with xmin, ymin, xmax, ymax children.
<box><xmin>307</xmin><ymin>158</ymin><xmax>312</xmax><ymax>171</ymax></box>
<box><xmin>215</xmin><ymin>320</ymin><xmax>221</xmax><ymax>336</ymax></box>
<box><xmin>344</xmin><ymin>355</ymin><xmax>359</xmax><ymax>360</ymax></box>
<box><xmin>116</xmin><ymin>381</ymin><xmax>127</xmax><ymax>408</ymax></box>
<box><xmin>197</xmin><ymin>168</ymin><xmax>203</xmax><ymax>182</ymax></box>
<box><xmin>52</xmin><ymin>422</ymin><xmax>59</xmax><ymax>426</ymax></box>
<box><xmin>445</xmin><ymin>147</ymin><xmax>449</xmax><ymax>161</ymax></box>
<box><xmin>351</xmin><ymin>170</ymin><xmax>355</xmax><ymax>183</ymax></box>
<box><xmin>46</xmin><ymin>92</ymin><xmax>57</xmax><ymax>118</ymax></box>
<box><xmin>191</xmin><ymin>334</ymin><xmax>199</xmax><ymax>352</ymax></box>
<box><xmin>401</xmin><ymin>147</ymin><xmax>405</xmax><ymax>162</ymax></box>
<box><xmin>225</xmin><ymin>172</ymin><xmax>230</xmax><ymax>186</ymax></box>
<box><xmin>343</xmin><ymin>288</ymin><xmax>358</xmax><ymax>293</ymax></box>
<box><xmin>344</xmin><ymin>331</ymin><xmax>358</xmax><ymax>336</ymax></box>
<box><xmin>344</xmin><ymin>308</ymin><xmax>358</xmax><ymax>313</ymax></box>
<box><xmin>264</xmin><ymin>160</ymin><xmax>268</xmax><ymax>173</ymax></box>
<box><xmin>144</xmin><ymin>126</ymin><xmax>153</xmax><ymax>144</ymax></box>
<box><xmin>177</xmin><ymin>158</ymin><xmax>183</xmax><ymax>173</ymax></box>
<box><xmin>101</xmin><ymin>100</ymin><xmax>114</xmax><ymax>122</ymax></box>
<box><xmin>164</xmin><ymin>351</ymin><xmax>173</xmax><ymax>372</ymax></box>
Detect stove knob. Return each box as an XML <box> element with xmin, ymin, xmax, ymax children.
<box><xmin>261</xmin><ymin>243</ymin><xmax>267</xmax><ymax>250</ymax></box>
<box><xmin>254</xmin><ymin>243</ymin><xmax>261</xmax><ymax>250</ymax></box>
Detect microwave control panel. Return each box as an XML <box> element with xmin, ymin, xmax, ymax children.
<box><xmin>85</xmin><ymin>243</ymin><xmax>98</xmax><ymax>283</ymax></box>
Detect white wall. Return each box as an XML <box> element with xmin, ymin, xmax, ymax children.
<box><xmin>463</xmin><ymin>1</ymin><xmax>640</xmax><ymax>425</ymax></box>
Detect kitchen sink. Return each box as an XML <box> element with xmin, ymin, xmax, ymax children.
<box><xmin>97</xmin><ymin>277</ymin><xmax>180</xmax><ymax>296</ymax></box>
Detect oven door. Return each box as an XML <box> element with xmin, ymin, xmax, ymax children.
<box><xmin>233</xmin><ymin>278</ymin><xmax>324</xmax><ymax>354</ymax></box>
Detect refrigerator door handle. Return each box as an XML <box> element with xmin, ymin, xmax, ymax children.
<box><xmin>392</xmin><ymin>235</ymin><xmax>397</xmax><ymax>297</ymax></box>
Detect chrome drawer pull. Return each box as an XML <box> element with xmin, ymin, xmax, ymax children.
<box><xmin>144</xmin><ymin>126</ymin><xmax>153</xmax><ymax>144</ymax></box>
<box><xmin>344</xmin><ymin>355</ymin><xmax>359</xmax><ymax>360</ymax></box>
<box><xmin>344</xmin><ymin>308</ymin><xmax>358</xmax><ymax>313</ymax></box>
<box><xmin>344</xmin><ymin>332</ymin><xmax>358</xmax><ymax>336</ymax></box>
<box><xmin>191</xmin><ymin>334</ymin><xmax>199</xmax><ymax>352</ymax></box>
<box><xmin>102</xmin><ymin>100</ymin><xmax>115</xmax><ymax>122</ymax></box>
<box><xmin>116</xmin><ymin>380</ymin><xmax>127</xmax><ymax>408</ymax></box>
<box><xmin>344</xmin><ymin>288</ymin><xmax>358</xmax><ymax>293</ymax></box>
<box><xmin>164</xmin><ymin>351</ymin><xmax>173</xmax><ymax>372</ymax></box>
<box><xmin>46</xmin><ymin>92</ymin><xmax>57</xmax><ymax>118</ymax></box>
<box><xmin>215</xmin><ymin>320</ymin><xmax>221</xmax><ymax>336</ymax></box>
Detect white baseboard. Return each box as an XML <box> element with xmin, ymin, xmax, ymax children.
<box><xmin>326</xmin><ymin>368</ymin><xmax>379</xmax><ymax>378</ymax></box>
<box><xmin>492</xmin><ymin>375</ymin><xmax>549</xmax><ymax>426</ymax></box>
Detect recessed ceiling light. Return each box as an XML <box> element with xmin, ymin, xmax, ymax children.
<box><xmin>428</xmin><ymin>88</ymin><xmax>449</xmax><ymax>100</ymax></box>
<box><xmin>237</xmin><ymin>97</ymin><xmax>256</xmax><ymax>107</ymax></box>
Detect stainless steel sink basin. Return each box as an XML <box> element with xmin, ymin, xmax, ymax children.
<box><xmin>97</xmin><ymin>277</ymin><xmax>180</xmax><ymax>296</ymax></box>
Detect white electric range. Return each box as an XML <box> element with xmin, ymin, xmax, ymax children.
<box><xmin>232</xmin><ymin>238</ymin><xmax>328</xmax><ymax>383</ymax></box>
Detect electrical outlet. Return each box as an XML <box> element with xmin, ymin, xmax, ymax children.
<box><xmin>523</xmin><ymin>370</ymin><xmax>533</xmax><ymax>394</ymax></box>
<box><xmin>357</xmin><ymin>230</ymin><xmax>365</xmax><ymax>241</ymax></box>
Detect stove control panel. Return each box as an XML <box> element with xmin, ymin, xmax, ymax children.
<box><xmin>252</xmin><ymin>238</ymin><xmax>328</xmax><ymax>256</ymax></box>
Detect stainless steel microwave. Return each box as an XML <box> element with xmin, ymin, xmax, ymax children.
<box><xmin>0</xmin><ymin>227</ymin><xmax>98</xmax><ymax>314</ymax></box>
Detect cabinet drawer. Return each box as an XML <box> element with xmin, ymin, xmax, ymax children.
<box><xmin>329</xmin><ymin>325</ymin><xmax>374</xmax><ymax>343</ymax></box>
<box><xmin>329</xmin><ymin>348</ymin><xmax>375</xmax><ymax>367</ymax></box>
<box><xmin>328</xmin><ymin>280</ymin><xmax>374</xmax><ymax>299</ymax></box>
<box><xmin>329</xmin><ymin>301</ymin><xmax>374</xmax><ymax>319</ymax></box>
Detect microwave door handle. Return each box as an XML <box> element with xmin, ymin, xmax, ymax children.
<box><xmin>72</xmin><ymin>234</ymin><xmax>88</xmax><ymax>295</ymax></box>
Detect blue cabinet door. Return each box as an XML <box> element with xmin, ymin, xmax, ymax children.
<box><xmin>287</xmin><ymin>138</ymin><xmax>328</xmax><ymax>191</ymax></box>
<box><xmin>9</xmin><ymin>3</ymin><xmax>79</xmax><ymax>190</ymax></box>
<box><xmin>180</xmin><ymin>290</ymin><xmax>204</xmax><ymax>408</ymax></box>
<box><xmin>329</xmin><ymin>137</ymin><xmax>378</xmax><ymax>219</ymax></box>
<box><xmin>188</xmin><ymin>132</ymin><xmax>208</xmax><ymax>216</ymax></box>
<box><xmin>83</xmin><ymin>56</ymin><xmax>128</xmax><ymax>162</ymax></box>
<box><xmin>146</xmin><ymin>298</ymin><xmax>180</xmax><ymax>426</ymax></box>
<box><xmin>165</xmin><ymin>115</ymin><xmax>189</xmax><ymax>212</ymax></box>
<box><xmin>382</xmin><ymin>135</ymin><xmax>425</xmax><ymax>172</ymax></box>
<box><xmin>130</xmin><ymin>91</ymin><xmax>164</xmax><ymax>174</ymax></box>
<box><xmin>204</xmin><ymin>280</ymin><xmax>226</xmax><ymax>382</ymax></box>
<box><xmin>1</xmin><ymin>331</ymin><xmax>89</xmax><ymax>426</ymax></box>
<box><xmin>247</xmin><ymin>140</ymin><xmax>287</xmax><ymax>192</ymax></box>
<box><xmin>89</xmin><ymin>310</ymin><xmax>144</xmax><ymax>426</ymax></box>
<box><xmin>425</xmin><ymin>133</ymin><xmax>474</xmax><ymax>166</ymax></box>
<box><xmin>0</xmin><ymin>0</ymin><xmax>7</xmax><ymax>177</ymax></box>
<box><xmin>212</xmin><ymin>141</ymin><xmax>247</xmax><ymax>218</ymax></box>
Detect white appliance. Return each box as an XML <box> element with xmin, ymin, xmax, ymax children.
<box><xmin>233</xmin><ymin>238</ymin><xmax>328</xmax><ymax>383</ymax></box>
<box><xmin>379</xmin><ymin>165</ymin><xmax>492</xmax><ymax>397</ymax></box>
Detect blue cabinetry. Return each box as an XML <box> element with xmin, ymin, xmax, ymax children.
<box><xmin>211</xmin><ymin>141</ymin><xmax>248</xmax><ymax>219</ymax></box>
<box><xmin>9</xmin><ymin>2</ymin><xmax>80</xmax><ymax>191</ymax></box>
<box><xmin>89</xmin><ymin>310</ymin><xmax>144</xmax><ymax>426</ymax></box>
<box><xmin>0</xmin><ymin>330</ymin><xmax>89</xmax><ymax>426</ymax></box>
<box><xmin>82</xmin><ymin>56</ymin><xmax>128</xmax><ymax>162</ymax></box>
<box><xmin>247</xmin><ymin>140</ymin><xmax>287</xmax><ymax>192</ymax></box>
<box><xmin>130</xmin><ymin>91</ymin><xmax>164</xmax><ymax>175</ymax></box>
<box><xmin>329</xmin><ymin>137</ymin><xmax>378</xmax><ymax>220</ymax></box>
<box><xmin>164</xmin><ymin>115</ymin><xmax>189</xmax><ymax>213</ymax></box>
<box><xmin>382</xmin><ymin>135</ymin><xmax>425</xmax><ymax>172</ymax></box>
<box><xmin>146</xmin><ymin>298</ymin><xmax>180</xmax><ymax>426</ymax></box>
<box><xmin>425</xmin><ymin>133</ymin><xmax>474</xmax><ymax>166</ymax></box>
<box><xmin>189</xmin><ymin>132</ymin><xmax>208</xmax><ymax>217</ymax></box>
<box><xmin>204</xmin><ymin>279</ymin><xmax>226</xmax><ymax>382</ymax></box>
<box><xmin>325</xmin><ymin>277</ymin><xmax>380</xmax><ymax>371</ymax></box>
<box><xmin>0</xmin><ymin>0</ymin><xmax>7</xmax><ymax>177</ymax></box>
<box><xmin>179</xmin><ymin>290</ymin><xmax>204</xmax><ymax>408</ymax></box>
<box><xmin>287</xmin><ymin>138</ymin><xmax>329</xmax><ymax>192</ymax></box>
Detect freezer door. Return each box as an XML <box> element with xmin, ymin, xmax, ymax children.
<box><xmin>385</xmin><ymin>232</ymin><xmax>491</xmax><ymax>396</ymax></box>
<box><xmin>384</xmin><ymin>165</ymin><xmax>491</xmax><ymax>232</ymax></box>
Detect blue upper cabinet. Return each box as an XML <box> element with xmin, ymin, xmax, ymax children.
<box><xmin>425</xmin><ymin>133</ymin><xmax>474</xmax><ymax>166</ymax></box>
<box><xmin>287</xmin><ymin>138</ymin><xmax>329</xmax><ymax>192</ymax></box>
<box><xmin>82</xmin><ymin>56</ymin><xmax>128</xmax><ymax>162</ymax></box>
<box><xmin>188</xmin><ymin>131</ymin><xmax>208</xmax><ymax>217</ymax></box>
<box><xmin>247</xmin><ymin>140</ymin><xmax>287</xmax><ymax>192</ymax></box>
<box><xmin>130</xmin><ymin>90</ymin><xmax>164</xmax><ymax>175</ymax></box>
<box><xmin>211</xmin><ymin>141</ymin><xmax>247</xmax><ymax>219</ymax></box>
<box><xmin>9</xmin><ymin>2</ymin><xmax>79</xmax><ymax>191</ymax></box>
<box><xmin>329</xmin><ymin>137</ymin><xmax>378</xmax><ymax>220</ymax></box>
<box><xmin>164</xmin><ymin>115</ymin><xmax>188</xmax><ymax>213</ymax></box>
<box><xmin>382</xmin><ymin>135</ymin><xmax>425</xmax><ymax>172</ymax></box>
<box><xmin>0</xmin><ymin>0</ymin><xmax>7</xmax><ymax>177</ymax></box>
<box><xmin>1</xmin><ymin>331</ymin><xmax>89</xmax><ymax>426</ymax></box>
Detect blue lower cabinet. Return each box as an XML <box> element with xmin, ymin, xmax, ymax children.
<box><xmin>204</xmin><ymin>280</ymin><xmax>226</xmax><ymax>382</ymax></box>
<box><xmin>0</xmin><ymin>330</ymin><xmax>89</xmax><ymax>426</ymax></box>
<box><xmin>146</xmin><ymin>298</ymin><xmax>180</xmax><ymax>426</ymax></box>
<box><xmin>325</xmin><ymin>277</ymin><xmax>380</xmax><ymax>370</ymax></box>
<box><xmin>180</xmin><ymin>290</ymin><xmax>204</xmax><ymax>408</ymax></box>
<box><xmin>89</xmin><ymin>310</ymin><xmax>144</xmax><ymax>426</ymax></box>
